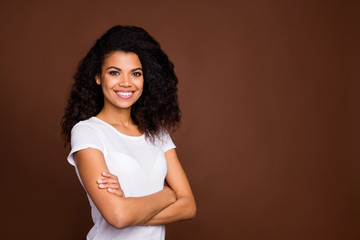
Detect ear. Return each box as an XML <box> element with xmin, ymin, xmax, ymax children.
<box><xmin>95</xmin><ymin>75</ymin><xmax>101</xmax><ymax>85</ymax></box>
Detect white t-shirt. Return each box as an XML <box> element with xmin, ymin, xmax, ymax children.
<box><xmin>67</xmin><ymin>117</ymin><xmax>175</xmax><ymax>240</ymax></box>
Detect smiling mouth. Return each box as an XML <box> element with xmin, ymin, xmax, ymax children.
<box><xmin>114</xmin><ymin>90</ymin><xmax>135</xmax><ymax>99</ymax></box>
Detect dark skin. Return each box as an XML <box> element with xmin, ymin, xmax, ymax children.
<box><xmin>75</xmin><ymin>51</ymin><xmax>196</xmax><ymax>229</ymax></box>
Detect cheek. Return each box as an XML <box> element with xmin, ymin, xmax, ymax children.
<box><xmin>102</xmin><ymin>78</ymin><xmax>117</xmax><ymax>88</ymax></box>
<box><xmin>136</xmin><ymin>78</ymin><xmax>144</xmax><ymax>90</ymax></box>
<box><xmin>101</xmin><ymin>82</ymin><xmax>114</xmax><ymax>96</ymax></box>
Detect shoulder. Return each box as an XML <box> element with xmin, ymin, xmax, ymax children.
<box><xmin>70</xmin><ymin>117</ymin><xmax>105</xmax><ymax>145</ymax></box>
<box><xmin>156</xmin><ymin>129</ymin><xmax>176</xmax><ymax>153</ymax></box>
<box><xmin>68</xmin><ymin>117</ymin><xmax>105</xmax><ymax>165</ymax></box>
<box><xmin>71</xmin><ymin>117</ymin><xmax>100</xmax><ymax>134</ymax></box>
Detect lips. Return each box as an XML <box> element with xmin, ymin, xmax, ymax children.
<box><xmin>114</xmin><ymin>90</ymin><xmax>135</xmax><ymax>99</ymax></box>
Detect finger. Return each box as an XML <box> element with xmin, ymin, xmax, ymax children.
<box><xmin>107</xmin><ymin>187</ymin><xmax>123</xmax><ymax>195</ymax></box>
<box><xmin>97</xmin><ymin>178</ymin><xmax>121</xmax><ymax>184</ymax></box>
<box><xmin>107</xmin><ymin>188</ymin><xmax>124</xmax><ymax>197</ymax></box>
<box><xmin>98</xmin><ymin>183</ymin><xmax>122</xmax><ymax>190</ymax></box>
<box><xmin>102</xmin><ymin>172</ymin><xmax>118</xmax><ymax>179</ymax></box>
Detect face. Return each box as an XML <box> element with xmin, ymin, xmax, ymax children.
<box><xmin>96</xmin><ymin>51</ymin><xmax>144</xmax><ymax>110</ymax></box>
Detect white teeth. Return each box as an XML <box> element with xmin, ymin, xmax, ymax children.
<box><xmin>116</xmin><ymin>91</ymin><xmax>133</xmax><ymax>96</ymax></box>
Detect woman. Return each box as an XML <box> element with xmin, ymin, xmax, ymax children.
<box><xmin>61</xmin><ymin>25</ymin><xmax>196</xmax><ymax>239</ymax></box>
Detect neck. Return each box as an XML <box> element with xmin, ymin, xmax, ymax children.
<box><xmin>96</xmin><ymin>105</ymin><xmax>134</xmax><ymax>127</ymax></box>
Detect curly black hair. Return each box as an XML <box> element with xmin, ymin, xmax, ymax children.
<box><xmin>61</xmin><ymin>25</ymin><xmax>181</xmax><ymax>146</ymax></box>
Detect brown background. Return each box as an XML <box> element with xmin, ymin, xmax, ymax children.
<box><xmin>0</xmin><ymin>0</ymin><xmax>359</xmax><ymax>239</ymax></box>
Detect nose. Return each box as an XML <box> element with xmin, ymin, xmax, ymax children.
<box><xmin>119</xmin><ymin>74</ymin><xmax>131</xmax><ymax>87</ymax></box>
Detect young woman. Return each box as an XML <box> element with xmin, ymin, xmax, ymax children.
<box><xmin>61</xmin><ymin>25</ymin><xmax>196</xmax><ymax>239</ymax></box>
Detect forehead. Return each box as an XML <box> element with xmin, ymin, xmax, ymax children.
<box><xmin>102</xmin><ymin>51</ymin><xmax>142</xmax><ymax>68</ymax></box>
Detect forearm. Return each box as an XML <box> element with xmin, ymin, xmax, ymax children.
<box><xmin>113</xmin><ymin>187</ymin><xmax>176</xmax><ymax>228</ymax></box>
<box><xmin>144</xmin><ymin>196</ymin><xmax>196</xmax><ymax>225</ymax></box>
<box><xmin>75</xmin><ymin>149</ymin><xmax>177</xmax><ymax>229</ymax></box>
<box><xmin>143</xmin><ymin>148</ymin><xmax>197</xmax><ymax>226</ymax></box>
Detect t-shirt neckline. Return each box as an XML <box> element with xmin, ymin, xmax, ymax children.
<box><xmin>91</xmin><ymin>116</ymin><xmax>145</xmax><ymax>140</ymax></box>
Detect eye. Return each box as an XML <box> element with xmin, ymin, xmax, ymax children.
<box><xmin>132</xmin><ymin>71</ymin><xmax>142</xmax><ymax>77</ymax></box>
<box><xmin>109</xmin><ymin>71</ymin><xmax>119</xmax><ymax>76</ymax></box>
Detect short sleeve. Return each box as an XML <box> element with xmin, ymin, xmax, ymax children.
<box><xmin>160</xmin><ymin>131</ymin><xmax>176</xmax><ymax>153</ymax></box>
<box><xmin>67</xmin><ymin>121</ymin><xmax>105</xmax><ymax>166</ymax></box>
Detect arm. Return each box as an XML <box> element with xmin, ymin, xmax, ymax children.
<box><xmin>97</xmin><ymin>172</ymin><xmax>124</xmax><ymax>197</ymax></box>
<box><xmin>74</xmin><ymin>148</ymin><xmax>176</xmax><ymax>229</ymax></box>
<box><xmin>144</xmin><ymin>148</ymin><xmax>197</xmax><ymax>225</ymax></box>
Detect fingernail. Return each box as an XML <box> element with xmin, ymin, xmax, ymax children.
<box><xmin>99</xmin><ymin>184</ymin><xmax>104</xmax><ymax>188</ymax></box>
<box><xmin>107</xmin><ymin>188</ymin><xmax>113</xmax><ymax>192</ymax></box>
<box><xmin>97</xmin><ymin>179</ymin><xmax>102</xmax><ymax>183</ymax></box>
<box><xmin>102</xmin><ymin>172</ymin><xmax>107</xmax><ymax>175</ymax></box>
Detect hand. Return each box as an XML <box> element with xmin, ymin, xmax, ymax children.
<box><xmin>97</xmin><ymin>172</ymin><xmax>124</xmax><ymax>197</ymax></box>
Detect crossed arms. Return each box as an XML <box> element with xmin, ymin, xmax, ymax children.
<box><xmin>74</xmin><ymin>148</ymin><xmax>196</xmax><ymax>229</ymax></box>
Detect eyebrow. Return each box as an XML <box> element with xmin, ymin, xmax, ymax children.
<box><xmin>106</xmin><ymin>66</ymin><xmax>143</xmax><ymax>71</ymax></box>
